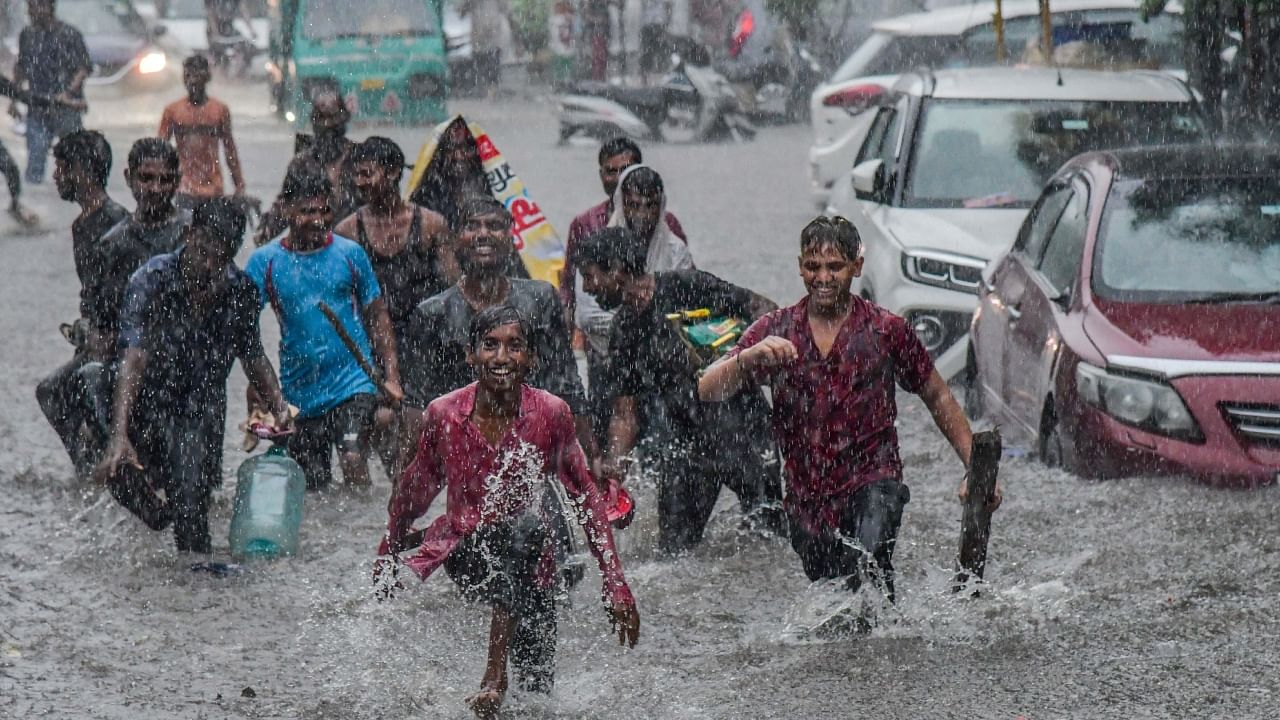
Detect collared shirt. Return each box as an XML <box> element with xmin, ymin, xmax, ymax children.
<box><xmin>607</xmin><ymin>270</ymin><xmax>759</xmax><ymax>438</ymax></box>
<box><xmin>90</xmin><ymin>209</ymin><xmax>193</xmax><ymax>338</ymax></box>
<box><xmin>403</xmin><ymin>278</ymin><xmax>587</xmax><ymax>413</ymax></box>
<box><xmin>383</xmin><ymin>384</ymin><xmax>635</xmax><ymax>606</ymax></box>
<box><xmin>728</xmin><ymin>296</ymin><xmax>935</xmax><ymax>534</ymax></box>
<box><xmin>118</xmin><ymin>250</ymin><xmax>265</xmax><ymax>415</ymax></box>
<box><xmin>72</xmin><ymin>199</ymin><xmax>130</xmax><ymax>322</ymax></box>
<box><xmin>560</xmin><ymin>199</ymin><xmax>688</xmax><ymax>306</ymax></box>
<box><xmin>17</xmin><ymin>20</ymin><xmax>90</xmax><ymax>98</ymax></box>
<box><xmin>244</xmin><ymin>233</ymin><xmax>381</xmax><ymax>418</ymax></box>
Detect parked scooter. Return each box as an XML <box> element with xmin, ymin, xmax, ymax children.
<box><xmin>557</xmin><ymin>41</ymin><xmax>756</xmax><ymax>144</ymax></box>
<box><xmin>723</xmin><ymin>26</ymin><xmax>825</xmax><ymax>123</ymax></box>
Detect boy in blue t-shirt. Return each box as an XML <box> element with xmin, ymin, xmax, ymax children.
<box><xmin>246</xmin><ymin>169</ymin><xmax>404</xmax><ymax>490</ymax></box>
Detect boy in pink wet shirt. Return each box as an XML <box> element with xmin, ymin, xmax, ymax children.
<box><xmin>378</xmin><ymin>305</ymin><xmax>639</xmax><ymax>719</ymax></box>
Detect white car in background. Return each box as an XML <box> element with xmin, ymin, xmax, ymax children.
<box><xmin>826</xmin><ymin>66</ymin><xmax>1205</xmax><ymax>380</ymax></box>
<box><xmin>807</xmin><ymin>0</ymin><xmax>1185</xmax><ymax>207</ymax></box>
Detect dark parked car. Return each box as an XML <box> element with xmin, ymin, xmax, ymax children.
<box><xmin>969</xmin><ymin>145</ymin><xmax>1280</xmax><ymax>486</ymax></box>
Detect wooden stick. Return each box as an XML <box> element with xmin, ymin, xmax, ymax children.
<box><xmin>316</xmin><ymin>301</ymin><xmax>382</xmax><ymax>386</ymax></box>
<box><xmin>955</xmin><ymin>428</ymin><xmax>1002</xmax><ymax>593</ymax></box>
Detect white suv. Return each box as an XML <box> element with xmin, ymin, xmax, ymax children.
<box><xmin>806</xmin><ymin>0</ymin><xmax>1185</xmax><ymax>207</ymax></box>
<box><xmin>826</xmin><ymin>66</ymin><xmax>1205</xmax><ymax>380</ymax></box>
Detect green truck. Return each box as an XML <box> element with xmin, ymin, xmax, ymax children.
<box><xmin>266</xmin><ymin>0</ymin><xmax>448</xmax><ymax>127</ymax></box>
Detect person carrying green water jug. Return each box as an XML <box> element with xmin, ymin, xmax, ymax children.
<box><xmin>95</xmin><ymin>198</ymin><xmax>292</xmax><ymax>555</ymax></box>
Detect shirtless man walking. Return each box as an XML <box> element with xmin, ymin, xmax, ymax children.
<box><xmin>158</xmin><ymin>55</ymin><xmax>247</xmax><ymax>210</ymax></box>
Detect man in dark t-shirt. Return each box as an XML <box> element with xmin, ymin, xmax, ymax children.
<box><xmin>90</xmin><ymin>140</ymin><xmax>191</xmax><ymax>348</ymax></box>
<box><xmin>95</xmin><ymin>199</ymin><xmax>289</xmax><ymax>553</ymax></box>
<box><xmin>11</xmin><ymin>0</ymin><xmax>91</xmax><ymax>183</ymax></box>
<box><xmin>572</xmin><ymin>227</ymin><xmax>783</xmax><ymax>553</ymax></box>
<box><xmin>36</xmin><ymin>130</ymin><xmax>128</xmax><ymax>478</ymax></box>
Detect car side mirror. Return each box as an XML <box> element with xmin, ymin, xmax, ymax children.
<box><xmin>852</xmin><ymin>159</ymin><xmax>886</xmax><ymax>202</ymax></box>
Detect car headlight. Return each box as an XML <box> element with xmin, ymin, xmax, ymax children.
<box><xmin>138</xmin><ymin>50</ymin><xmax>167</xmax><ymax>75</ymax></box>
<box><xmin>901</xmin><ymin>250</ymin><xmax>986</xmax><ymax>294</ymax></box>
<box><xmin>1076</xmin><ymin>362</ymin><xmax>1201</xmax><ymax>441</ymax></box>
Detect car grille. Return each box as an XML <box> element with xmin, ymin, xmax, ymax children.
<box><xmin>1222</xmin><ymin>404</ymin><xmax>1280</xmax><ymax>445</ymax></box>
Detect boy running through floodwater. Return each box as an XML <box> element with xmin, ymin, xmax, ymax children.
<box><xmin>378</xmin><ymin>305</ymin><xmax>639</xmax><ymax>719</ymax></box>
<box><xmin>699</xmin><ymin>217</ymin><xmax>1002</xmax><ymax>621</ymax></box>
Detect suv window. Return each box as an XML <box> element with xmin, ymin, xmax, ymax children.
<box><xmin>962</xmin><ymin>10</ymin><xmax>1184</xmax><ymax>69</ymax></box>
<box><xmin>903</xmin><ymin>98</ymin><xmax>1204</xmax><ymax>209</ymax></box>
<box><xmin>1017</xmin><ymin>183</ymin><xmax>1073</xmax><ymax>262</ymax></box>
<box><xmin>855</xmin><ymin>96</ymin><xmax>908</xmax><ymax>167</ymax></box>
<box><xmin>1038</xmin><ymin>181</ymin><xmax>1090</xmax><ymax>293</ymax></box>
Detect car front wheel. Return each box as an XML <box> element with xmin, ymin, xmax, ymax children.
<box><xmin>1039</xmin><ymin>402</ymin><xmax>1066</xmax><ymax>470</ymax></box>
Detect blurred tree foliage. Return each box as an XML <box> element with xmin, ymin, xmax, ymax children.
<box><xmin>510</xmin><ymin>0</ymin><xmax>552</xmax><ymax>53</ymax></box>
<box><xmin>1143</xmin><ymin>0</ymin><xmax>1280</xmax><ymax>134</ymax></box>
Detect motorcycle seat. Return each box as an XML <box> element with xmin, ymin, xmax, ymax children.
<box><xmin>572</xmin><ymin>82</ymin><xmax>668</xmax><ymax>110</ymax></box>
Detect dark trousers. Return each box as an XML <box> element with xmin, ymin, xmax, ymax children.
<box><xmin>36</xmin><ymin>350</ymin><xmax>91</xmax><ymax>468</ymax></box>
<box><xmin>287</xmin><ymin>393</ymin><xmax>375</xmax><ymax>490</ymax></box>
<box><xmin>789</xmin><ymin>479</ymin><xmax>911</xmax><ymax>601</ymax></box>
<box><xmin>445</xmin><ymin>509</ymin><xmax>558</xmax><ymax>692</ymax></box>
<box><xmin>25</xmin><ymin>109</ymin><xmax>81</xmax><ymax>183</ymax></box>
<box><xmin>0</xmin><ymin>139</ymin><xmax>21</xmax><ymax>203</ymax></box>
<box><xmin>109</xmin><ymin>405</ymin><xmax>226</xmax><ymax>553</ymax></box>
<box><xmin>649</xmin><ymin>395</ymin><xmax>784</xmax><ymax>554</ymax></box>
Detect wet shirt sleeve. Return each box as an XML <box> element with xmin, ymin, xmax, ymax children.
<box><xmin>66</xmin><ymin>26</ymin><xmax>91</xmax><ymax>77</ymax></box>
<box><xmin>243</xmin><ymin>250</ymin><xmax>269</xmax><ymax>309</ymax></box>
<box><xmin>531</xmin><ymin>283</ymin><xmax>588</xmax><ymax>414</ymax></box>
<box><xmin>725</xmin><ymin>312</ymin><xmax>779</xmax><ymax>386</ymax></box>
<box><xmin>382</xmin><ymin>408</ymin><xmax>448</xmax><ymax>554</ymax></box>
<box><xmin>116</xmin><ymin>265</ymin><xmax>161</xmax><ymax>350</ymax></box>
<box><xmin>604</xmin><ymin>312</ymin><xmax>643</xmax><ymax>399</ymax></box>
<box><xmin>551</xmin><ymin>401</ymin><xmax>635</xmax><ymax>607</ymax></box>
<box><xmin>403</xmin><ymin>300</ymin><xmax>460</xmax><ymax>408</ymax></box>
<box><xmin>886</xmin><ymin>313</ymin><xmax>934</xmax><ymax>393</ymax></box>
<box><xmin>230</xmin><ymin>281</ymin><xmax>267</xmax><ymax>364</ymax></box>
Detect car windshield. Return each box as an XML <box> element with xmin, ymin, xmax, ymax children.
<box><xmin>36</xmin><ymin>0</ymin><xmax>139</xmax><ymax>35</ymax></box>
<box><xmin>831</xmin><ymin>33</ymin><xmax>963</xmax><ymax>83</ymax></box>
<box><xmin>1095</xmin><ymin>177</ymin><xmax>1280</xmax><ymax>302</ymax></box>
<box><xmin>904</xmin><ymin>99</ymin><xmax>1206</xmax><ymax>209</ymax></box>
<box><xmin>161</xmin><ymin>0</ymin><xmax>266</xmax><ymax>18</ymax></box>
<box><xmin>829</xmin><ymin>11</ymin><xmax>1183</xmax><ymax>84</ymax></box>
<box><xmin>302</xmin><ymin>0</ymin><xmax>438</xmax><ymax>40</ymax></box>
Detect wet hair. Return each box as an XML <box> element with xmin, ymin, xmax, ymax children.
<box><xmin>468</xmin><ymin>304</ymin><xmax>532</xmax><ymax>351</ymax></box>
<box><xmin>53</xmin><ymin>130</ymin><xmax>111</xmax><ymax>188</ymax></box>
<box><xmin>620</xmin><ymin>166</ymin><xmax>664</xmax><ymax>197</ymax></box>
<box><xmin>127</xmin><ymin>137</ymin><xmax>179</xmax><ymax>173</ymax></box>
<box><xmin>568</xmin><ymin>227</ymin><xmax>647</xmax><ymax>276</ymax></box>
<box><xmin>454</xmin><ymin>194</ymin><xmax>511</xmax><ymax>230</ymax></box>
<box><xmin>350</xmin><ymin>136</ymin><xmax>406</xmax><ymax>176</ymax></box>
<box><xmin>183</xmin><ymin>54</ymin><xmax>210</xmax><ymax>73</ymax></box>
<box><xmin>598</xmin><ymin>137</ymin><xmax>642</xmax><ymax>166</ymax></box>
<box><xmin>280</xmin><ymin>156</ymin><xmax>332</xmax><ymax>202</ymax></box>
<box><xmin>191</xmin><ymin>196</ymin><xmax>247</xmax><ymax>255</ymax></box>
<box><xmin>800</xmin><ymin>215</ymin><xmax>862</xmax><ymax>260</ymax></box>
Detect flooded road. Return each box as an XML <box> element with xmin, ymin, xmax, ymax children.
<box><xmin>2</xmin><ymin>82</ymin><xmax>1279</xmax><ymax>719</ymax></box>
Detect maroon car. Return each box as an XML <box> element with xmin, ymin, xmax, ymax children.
<box><xmin>968</xmin><ymin>145</ymin><xmax>1280</xmax><ymax>486</ymax></box>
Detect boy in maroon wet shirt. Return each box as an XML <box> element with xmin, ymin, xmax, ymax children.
<box><xmin>378</xmin><ymin>305</ymin><xmax>639</xmax><ymax>719</ymax></box>
<box><xmin>699</xmin><ymin>216</ymin><xmax>1002</xmax><ymax>604</ymax></box>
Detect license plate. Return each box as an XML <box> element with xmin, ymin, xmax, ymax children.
<box><xmin>360</xmin><ymin>78</ymin><xmax>385</xmax><ymax>91</ymax></box>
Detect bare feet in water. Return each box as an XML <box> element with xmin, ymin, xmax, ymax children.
<box><xmin>466</xmin><ymin>681</ymin><xmax>505</xmax><ymax>719</ymax></box>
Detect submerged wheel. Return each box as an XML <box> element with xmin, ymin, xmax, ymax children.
<box><xmin>1039</xmin><ymin>403</ymin><xmax>1065</xmax><ymax>469</ymax></box>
